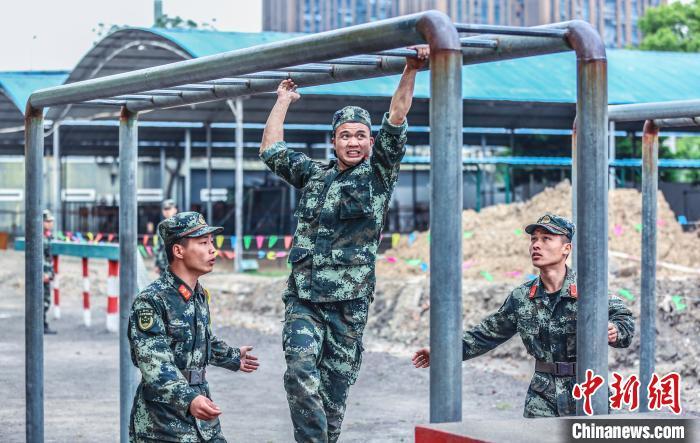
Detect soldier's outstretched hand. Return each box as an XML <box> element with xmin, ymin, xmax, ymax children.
<box><xmin>406</xmin><ymin>45</ymin><xmax>429</xmax><ymax>70</ymax></box>
<box><xmin>412</xmin><ymin>347</ymin><xmax>430</xmax><ymax>368</ymax></box>
<box><xmin>277</xmin><ymin>79</ymin><xmax>301</xmax><ymax>103</ymax></box>
<box><xmin>189</xmin><ymin>395</ymin><xmax>222</xmax><ymax>420</ymax></box>
<box><xmin>239</xmin><ymin>345</ymin><xmax>260</xmax><ymax>373</ymax></box>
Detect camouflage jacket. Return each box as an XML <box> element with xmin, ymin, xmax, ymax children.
<box><xmin>153</xmin><ymin>232</ymin><xmax>168</xmax><ymax>274</ymax></box>
<box><xmin>43</xmin><ymin>231</ymin><xmax>54</xmax><ymax>281</ymax></box>
<box><xmin>462</xmin><ymin>267</ymin><xmax>635</xmax><ymax>417</ymax></box>
<box><xmin>128</xmin><ymin>268</ymin><xmax>241</xmax><ymax>442</ymax></box>
<box><xmin>261</xmin><ymin>112</ymin><xmax>407</xmax><ymax>302</ymax></box>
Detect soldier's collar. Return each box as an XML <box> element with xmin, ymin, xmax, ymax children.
<box><xmin>165</xmin><ymin>268</ymin><xmax>202</xmax><ymax>302</ymax></box>
<box><xmin>528</xmin><ymin>268</ymin><xmax>578</xmax><ymax>301</ymax></box>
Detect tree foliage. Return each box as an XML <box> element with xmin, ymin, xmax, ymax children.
<box><xmin>638</xmin><ymin>0</ymin><xmax>700</xmax><ymax>51</ymax></box>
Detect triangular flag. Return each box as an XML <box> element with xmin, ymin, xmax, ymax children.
<box><xmin>257</xmin><ymin>250</ymin><xmax>266</xmax><ymax>259</ymax></box>
<box><xmin>255</xmin><ymin>235</ymin><xmax>264</xmax><ymax>249</ymax></box>
<box><xmin>137</xmin><ymin>244</ymin><xmax>148</xmax><ymax>258</ymax></box>
<box><xmin>463</xmin><ymin>231</ymin><xmax>474</xmax><ymax>239</ymax></box>
<box><xmin>480</xmin><ymin>271</ymin><xmax>494</xmax><ymax>282</ymax></box>
<box><xmin>215</xmin><ymin>235</ymin><xmax>224</xmax><ymax>249</ymax></box>
<box><xmin>145</xmin><ymin>245</ymin><xmax>153</xmax><ymax>257</ymax></box>
<box><xmin>268</xmin><ymin>235</ymin><xmax>279</xmax><ymax>248</ymax></box>
<box><xmin>243</xmin><ymin>236</ymin><xmax>252</xmax><ymax>249</ymax></box>
<box><xmin>391</xmin><ymin>233</ymin><xmax>400</xmax><ymax>248</ymax></box>
<box><xmin>94</xmin><ymin>232</ymin><xmax>103</xmax><ymax>243</ymax></box>
<box><xmin>142</xmin><ymin>235</ymin><xmax>150</xmax><ymax>246</ymax></box>
<box><xmin>386</xmin><ymin>256</ymin><xmax>397</xmax><ymax>263</ymax></box>
<box><xmin>276</xmin><ymin>251</ymin><xmax>287</xmax><ymax>258</ymax></box>
<box><xmin>266</xmin><ymin>251</ymin><xmax>276</xmax><ymax>260</ymax></box>
<box><xmin>408</xmin><ymin>232</ymin><xmax>416</xmax><ymax>246</ymax></box>
<box><xmin>284</xmin><ymin>235</ymin><xmax>293</xmax><ymax>249</ymax></box>
<box><xmin>75</xmin><ymin>232</ymin><xmax>85</xmax><ymax>242</ymax></box>
<box><xmin>86</xmin><ymin>232</ymin><xmax>94</xmax><ymax>241</ymax></box>
<box><xmin>671</xmin><ymin>295</ymin><xmax>686</xmax><ymax>311</ymax></box>
<box><xmin>153</xmin><ymin>235</ymin><xmax>159</xmax><ymax>246</ymax></box>
<box><xmin>56</xmin><ymin>231</ymin><xmax>65</xmax><ymax>241</ymax></box>
<box><xmin>107</xmin><ymin>233</ymin><xmax>115</xmax><ymax>242</ymax></box>
<box><xmin>213</xmin><ymin>250</ymin><xmax>219</xmax><ymax>258</ymax></box>
<box><xmin>618</xmin><ymin>288</ymin><xmax>635</xmax><ymax>301</ymax></box>
<box><xmin>230</xmin><ymin>236</ymin><xmax>237</xmax><ymax>249</ymax></box>
<box><xmin>406</xmin><ymin>258</ymin><xmax>421</xmax><ymax>266</ymax></box>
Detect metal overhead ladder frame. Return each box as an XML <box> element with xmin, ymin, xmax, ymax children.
<box><xmin>24</xmin><ymin>11</ymin><xmax>608</xmax><ymax>442</ymax></box>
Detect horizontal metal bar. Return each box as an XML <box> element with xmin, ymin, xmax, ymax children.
<box><xmin>202</xmin><ymin>78</ymin><xmax>252</xmax><ymax>86</ymax></box>
<box><xmin>278</xmin><ymin>65</ymin><xmax>334</xmax><ymax>73</ymax></box>
<box><xmin>373</xmin><ymin>49</ymin><xmax>421</xmax><ymax>57</ymax></box>
<box><xmin>29</xmin><ymin>12</ymin><xmax>437</xmax><ymax>108</ymax></box>
<box><xmin>460</xmin><ymin>38</ymin><xmax>498</xmax><ymax>49</ymax></box>
<box><xmin>455</xmin><ymin>23</ymin><xmax>568</xmax><ymax>38</ymax></box>
<box><xmin>142</xmin><ymin>89</ymin><xmax>184</xmax><ymax>96</ymax></box>
<box><xmin>653</xmin><ymin>117</ymin><xmax>700</xmax><ymax>128</ymax></box>
<box><xmin>126</xmin><ymin>23</ymin><xmax>576</xmax><ymax>113</ymax></box>
<box><xmin>85</xmin><ymin>100</ymin><xmax>128</xmax><ymax>106</ymax></box>
<box><xmin>110</xmin><ymin>95</ymin><xmax>156</xmax><ymax>101</ymax></box>
<box><xmin>609</xmin><ymin>100</ymin><xmax>700</xmax><ymax>122</ymax></box>
<box><xmin>171</xmin><ymin>84</ymin><xmax>218</xmax><ymax>91</ymax></box>
<box><xmin>320</xmin><ymin>57</ymin><xmax>381</xmax><ymax>66</ymax></box>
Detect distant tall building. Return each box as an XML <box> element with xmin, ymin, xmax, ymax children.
<box><xmin>262</xmin><ymin>0</ymin><xmax>665</xmax><ymax>47</ymax></box>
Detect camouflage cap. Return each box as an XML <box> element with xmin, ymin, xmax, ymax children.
<box><xmin>161</xmin><ymin>199</ymin><xmax>176</xmax><ymax>210</ymax></box>
<box><xmin>158</xmin><ymin>211</ymin><xmax>223</xmax><ymax>246</ymax></box>
<box><xmin>42</xmin><ymin>209</ymin><xmax>54</xmax><ymax>222</ymax></box>
<box><xmin>331</xmin><ymin>106</ymin><xmax>372</xmax><ymax>135</ymax></box>
<box><xmin>525</xmin><ymin>213</ymin><xmax>575</xmax><ymax>240</ymax></box>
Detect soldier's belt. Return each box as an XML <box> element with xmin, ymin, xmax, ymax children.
<box><xmin>180</xmin><ymin>368</ymin><xmax>206</xmax><ymax>385</ymax></box>
<box><xmin>535</xmin><ymin>360</ymin><xmax>576</xmax><ymax>377</ymax></box>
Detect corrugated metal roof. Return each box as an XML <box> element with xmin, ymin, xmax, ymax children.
<box><xmin>0</xmin><ymin>71</ymin><xmax>68</xmax><ymax>110</ymax></box>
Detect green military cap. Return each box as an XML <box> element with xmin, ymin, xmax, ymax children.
<box><xmin>331</xmin><ymin>105</ymin><xmax>372</xmax><ymax>135</ymax></box>
<box><xmin>42</xmin><ymin>209</ymin><xmax>54</xmax><ymax>222</ymax></box>
<box><xmin>158</xmin><ymin>211</ymin><xmax>222</xmax><ymax>246</ymax></box>
<box><xmin>525</xmin><ymin>213</ymin><xmax>575</xmax><ymax>240</ymax></box>
<box><xmin>161</xmin><ymin>199</ymin><xmax>176</xmax><ymax>210</ymax></box>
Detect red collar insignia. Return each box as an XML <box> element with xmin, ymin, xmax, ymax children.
<box><xmin>569</xmin><ymin>283</ymin><xmax>578</xmax><ymax>299</ymax></box>
<box><xmin>178</xmin><ymin>284</ymin><xmax>192</xmax><ymax>302</ymax></box>
<box><xmin>529</xmin><ymin>283</ymin><xmax>538</xmax><ymax>300</ymax></box>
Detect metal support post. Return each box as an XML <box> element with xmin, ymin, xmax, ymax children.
<box><xmin>52</xmin><ymin>123</ymin><xmax>61</xmax><ymax>232</ymax></box>
<box><xmin>228</xmin><ymin>99</ymin><xmax>244</xmax><ymax>272</ymax></box>
<box><xmin>205</xmin><ymin>123</ymin><xmax>213</xmax><ymax>224</ymax></box>
<box><xmin>184</xmin><ymin>129</ymin><xmax>191</xmax><ymax>211</ymax></box>
<box><xmin>608</xmin><ymin>120</ymin><xmax>616</xmax><ymax>189</ymax></box>
<box><xmin>639</xmin><ymin>120</ymin><xmax>659</xmax><ymax>412</ymax></box>
<box><xmin>119</xmin><ymin>107</ymin><xmax>140</xmax><ymax>443</ymax></box>
<box><xmin>568</xmin><ymin>21</ymin><xmax>609</xmax><ymax>416</ymax></box>
<box><xmin>428</xmin><ymin>36</ymin><xmax>463</xmax><ymax>423</ymax></box>
<box><xmin>25</xmin><ymin>106</ymin><xmax>45</xmax><ymax>443</ymax></box>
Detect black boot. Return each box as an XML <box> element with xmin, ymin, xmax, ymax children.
<box><xmin>44</xmin><ymin>323</ymin><xmax>57</xmax><ymax>335</ymax></box>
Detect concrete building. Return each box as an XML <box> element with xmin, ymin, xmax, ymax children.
<box><xmin>262</xmin><ymin>0</ymin><xmax>665</xmax><ymax>47</ymax></box>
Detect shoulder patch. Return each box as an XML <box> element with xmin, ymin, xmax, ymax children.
<box><xmin>136</xmin><ymin>308</ymin><xmax>155</xmax><ymax>331</ymax></box>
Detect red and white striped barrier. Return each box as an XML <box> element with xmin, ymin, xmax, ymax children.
<box><xmin>52</xmin><ymin>255</ymin><xmax>60</xmax><ymax>319</ymax></box>
<box><xmin>81</xmin><ymin>257</ymin><xmax>91</xmax><ymax>327</ymax></box>
<box><xmin>106</xmin><ymin>259</ymin><xmax>119</xmax><ymax>332</ymax></box>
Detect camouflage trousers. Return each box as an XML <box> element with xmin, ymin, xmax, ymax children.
<box><xmin>282</xmin><ymin>295</ymin><xmax>369</xmax><ymax>443</ymax></box>
<box><xmin>43</xmin><ymin>283</ymin><xmax>51</xmax><ymax>326</ymax></box>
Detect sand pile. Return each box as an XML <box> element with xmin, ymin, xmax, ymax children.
<box><xmin>377</xmin><ymin>181</ymin><xmax>700</xmax><ymax>281</ymax></box>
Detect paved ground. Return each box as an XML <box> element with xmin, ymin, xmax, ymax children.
<box><xmin>0</xmin><ymin>255</ymin><xmax>531</xmax><ymax>442</ymax></box>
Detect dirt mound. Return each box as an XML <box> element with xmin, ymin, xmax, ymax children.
<box><xmin>377</xmin><ymin>181</ymin><xmax>700</xmax><ymax>281</ymax></box>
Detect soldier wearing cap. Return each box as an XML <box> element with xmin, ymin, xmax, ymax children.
<box><xmin>154</xmin><ymin>199</ymin><xmax>178</xmax><ymax>275</ymax></box>
<box><xmin>413</xmin><ymin>213</ymin><xmax>635</xmax><ymax>417</ymax></box>
<box><xmin>128</xmin><ymin>211</ymin><xmax>259</xmax><ymax>442</ymax></box>
<box><xmin>42</xmin><ymin>209</ymin><xmax>56</xmax><ymax>334</ymax></box>
<box><xmin>259</xmin><ymin>46</ymin><xmax>429</xmax><ymax>441</ymax></box>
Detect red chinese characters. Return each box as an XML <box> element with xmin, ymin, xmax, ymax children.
<box><xmin>572</xmin><ymin>369</ymin><xmax>605</xmax><ymax>416</ymax></box>
<box><xmin>648</xmin><ymin>372</ymin><xmax>682</xmax><ymax>414</ymax></box>
<box><xmin>609</xmin><ymin>372</ymin><xmax>640</xmax><ymax>411</ymax></box>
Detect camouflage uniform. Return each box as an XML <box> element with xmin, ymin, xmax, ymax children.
<box><xmin>261</xmin><ymin>107</ymin><xmax>407</xmax><ymax>442</ymax></box>
<box><xmin>154</xmin><ymin>199</ymin><xmax>177</xmax><ymax>274</ymax></box>
<box><xmin>153</xmin><ymin>234</ymin><xmax>168</xmax><ymax>274</ymax></box>
<box><xmin>462</xmin><ymin>215</ymin><xmax>635</xmax><ymax>418</ymax></box>
<box><xmin>128</xmin><ymin>212</ymin><xmax>240</xmax><ymax>442</ymax></box>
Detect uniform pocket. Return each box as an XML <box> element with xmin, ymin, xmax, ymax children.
<box><xmin>294</xmin><ymin>178</ymin><xmax>325</xmax><ymax>220</ymax></box>
<box><xmin>167</xmin><ymin>324</ymin><xmax>189</xmax><ymax>342</ymax></box>
<box><xmin>339</xmin><ymin>184</ymin><xmax>372</xmax><ymax>219</ymax></box>
<box><xmin>330</xmin><ymin>247</ymin><xmax>373</xmax><ymax>266</ymax></box>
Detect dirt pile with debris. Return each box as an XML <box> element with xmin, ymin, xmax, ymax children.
<box><xmin>376</xmin><ymin>181</ymin><xmax>700</xmax><ymax>281</ymax></box>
